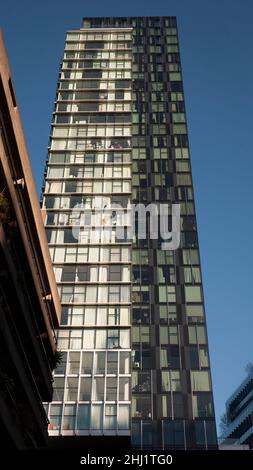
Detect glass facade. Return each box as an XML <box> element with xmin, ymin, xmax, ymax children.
<box><xmin>42</xmin><ymin>16</ymin><xmax>217</xmax><ymax>449</ymax></box>
<box><xmin>43</xmin><ymin>28</ymin><xmax>132</xmax><ymax>437</ymax></box>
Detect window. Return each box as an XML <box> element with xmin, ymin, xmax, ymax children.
<box><xmin>108</xmin><ymin>307</ymin><xmax>120</xmax><ymax>325</ymax></box>
<box><xmin>142</xmin><ymin>423</ymin><xmax>153</xmax><ymax>447</ymax></box>
<box><xmin>191</xmin><ymin>371</ymin><xmax>211</xmax><ymax>391</ymax></box>
<box><xmin>132</xmin><ymin>397</ymin><xmax>152</xmax><ymax>419</ymax></box>
<box><xmin>68</xmin><ymin>352</ymin><xmax>80</xmax><ymax>374</ymax></box>
<box><xmin>78</xmin><ymin>266</ymin><xmax>90</xmax><ymax>281</ymax></box>
<box><xmin>118</xmin><ymin>405</ymin><xmax>130</xmax><ymax>430</ymax></box>
<box><xmin>195</xmin><ymin>421</ymin><xmax>205</xmax><ymax>446</ymax></box>
<box><xmin>115</xmin><ymin>80</ymin><xmax>130</xmax><ymax>89</ymax></box>
<box><xmin>199</xmin><ymin>346</ymin><xmax>209</xmax><ymax>368</ymax></box>
<box><xmin>79</xmin><ymin>378</ymin><xmax>92</xmax><ymax>401</ymax></box>
<box><xmin>132</xmin><ymin>371</ymin><xmax>151</xmax><ymax>393</ymax></box>
<box><xmin>188</xmin><ymin>326</ymin><xmax>207</xmax><ymax>345</ymax></box>
<box><xmin>65</xmin><ymin>377</ymin><xmax>78</xmax><ymax>401</ymax></box>
<box><xmin>48</xmin><ymin>166</ymin><xmax>64</xmax><ymax>178</ymax></box>
<box><xmin>108</xmin><ymin>265</ymin><xmax>121</xmax><ymax>281</ymax></box>
<box><xmin>158</xmin><ymin>266</ymin><xmax>176</xmax><ymax>284</ymax></box>
<box><xmin>84</xmin><ymin>307</ymin><xmax>95</xmax><ymax>325</ymax></box>
<box><xmin>132</xmin><ymin>422</ymin><xmax>141</xmax><ymax>446</ymax></box>
<box><xmin>185</xmin><ymin>286</ymin><xmax>202</xmax><ymax>302</ymax></box>
<box><xmin>160</xmin><ymin>326</ymin><xmax>179</xmax><ymax>345</ymax></box>
<box><xmin>119</xmin><ymin>378</ymin><xmax>130</xmax><ymax>401</ymax></box>
<box><xmin>159</xmin><ymin>286</ymin><xmax>176</xmax><ymax>303</ymax></box>
<box><xmin>70</xmin><ymin>330</ymin><xmax>82</xmax><ymax>349</ymax></box>
<box><xmin>86</xmin><ymin>286</ymin><xmax>97</xmax><ymax>303</ymax></box>
<box><xmin>120</xmin><ymin>330</ymin><xmax>130</xmax><ymax>348</ymax></box>
<box><xmin>171</xmin><ymin>371</ymin><xmax>181</xmax><ymax>392</ymax></box>
<box><xmin>173</xmin><ymin>394</ymin><xmax>184</xmax><ymax>418</ymax></box>
<box><xmin>106</xmin><ymin>377</ymin><xmax>117</xmax><ymax>401</ymax></box>
<box><xmin>95</xmin><ymin>330</ymin><xmax>107</xmax><ymax>348</ymax></box>
<box><xmin>109</xmin><ymin>286</ymin><xmax>120</xmax><ymax>302</ymax></box>
<box><xmin>132</xmin><ymin>326</ymin><xmax>150</xmax><ymax>344</ymax></box>
<box><xmin>64</xmin><ymin>229</ymin><xmax>78</xmax><ymax>244</ymax></box>
<box><xmin>49</xmin><ymin>404</ymin><xmax>62</xmax><ymax>430</ymax></box>
<box><xmin>93</xmin><ymin>377</ymin><xmax>104</xmax><ymax>400</ymax></box>
<box><xmin>96</xmin><ymin>307</ymin><xmax>106</xmax><ymax>325</ymax></box>
<box><xmin>53</xmin><ymin>377</ymin><xmax>65</xmax><ymax>401</ymax></box>
<box><xmin>60</xmin><ymin>302</ymin><xmax>73</xmax><ymax>322</ymax></box>
<box><xmin>94</xmin><ymin>352</ymin><xmax>105</xmax><ymax>374</ymax></box>
<box><xmin>186</xmin><ymin>304</ymin><xmax>204</xmax><ymax>322</ymax></box>
<box><xmin>81</xmin><ymin>352</ymin><xmax>93</xmax><ymax>374</ymax></box>
<box><xmin>110</xmin><ymin>247</ymin><xmax>121</xmax><ymax>262</ymax></box>
<box><xmin>63</xmin><ymin>246</ymin><xmax>86</xmax><ymax>263</ymax></box>
<box><xmin>162</xmin><ymin>395</ymin><xmax>172</xmax><ymax>418</ymax></box>
<box><xmin>91</xmin><ymin>404</ymin><xmax>103</xmax><ymax>429</ymax></box>
<box><xmin>160</xmin><ymin>347</ymin><xmax>180</xmax><ymax>369</ymax></box>
<box><xmin>77</xmin><ymin>404</ymin><xmax>90</xmax><ymax>430</ymax></box>
<box><xmin>160</xmin><ymin>327</ymin><xmax>168</xmax><ymax>344</ymax></box>
<box><xmin>159</xmin><ymin>305</ymin><xmax>177</xmax><ymax>323</ymax></box>
<box><xmin>120</xmin><ymin>352</ymin><xmax>130</xmax><ymax>374</ymax></box>
<box><xmin>115</xmin><ymin>90</ymin><xmax>124</xmax><ymax>99</ymax></box>
<box><xmin>62</xmin><ymin>404</ymin><xmax>76</xmax><ymax>430</ymax></box>
<box><xmin>55</xmin><ymin>352</ymin><xmax>67</xmax><ymax>375</ymax></box>
<box><xmin>107</xmin><ymin>330</ymin><xmax>119</xmax><ymax>349</ymax></box>
<box><xmin>57</xmin><ymin>330</ymin><xmax>69</xmax><ymax>349</ymax></box>
<box><xmin>107</xmin><ymin>352</ymin><xmax>118</xmax><ymax>374</ymax></box>
<box><xmin>132</xmin><ymin>307</ymin><xmax>150</xmax><ymax>324</ymax></box>
<box><xmin>104</xmin><ymin>405</ymin><xmax>117</xmax><ymax>430</ymax></box>
<box><xmin>192</xmin><ymin>393</ymin><xmax>213</xmax><ymax>418</ymax></box>
<box><xmin>189</xmin><ymin>346</ymin><xmax>199</xmax><ymax>369</ymax></box>
<box><xmin>205</xmin><ymin>421</ymin><xmax>217</xmax><ymax>445</ymax></box>
<box><xmin>61</xmin><ymin>266</ymin><xmax>75</xmax><ymax>282</ymax></box>
<box><xmin>83</xmin><ymin>330</ymin><xmax>95</xmax><ymax>349</ymax></box>
<box><xmin>161</xmin><ymin>371</ymin><xmax>181</xmax><ymax>392</ymax></box>
<box><xmin>184</xmin><ymin>267</ymin><xmax>201</xmax><ymax>284</ymax></box>
<box><xmin>163</xmin><ymin>421</ymin><xmax>185</xmax><ymax>448</ymax></box>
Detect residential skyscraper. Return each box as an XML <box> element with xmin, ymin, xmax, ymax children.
<box><xmin>42</xmin><ymin>16</ymin><xmax>217</xmax><ymax>449</ymax></box>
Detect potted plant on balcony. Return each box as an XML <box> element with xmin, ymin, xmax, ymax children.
<box><xmin>51</xmin><ymin>350</ymin><xmax>64</xmax><ymax>371</ymax></box>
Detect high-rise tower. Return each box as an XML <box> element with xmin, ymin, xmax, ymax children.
<box><xmin>42</xmin><ymin>16</ymin><xmax>217</xmax><ymax>449</ymax></box>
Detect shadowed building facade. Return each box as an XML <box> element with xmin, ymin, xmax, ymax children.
<box><xmin>0</xmin><ymin>33</ymin><xmax>61</xmax><ymax>449</ymax></box>
<box><xmin>42</xmin><ymin>16</ymin><xmax>217</xmax><ymax>449</ymax></box>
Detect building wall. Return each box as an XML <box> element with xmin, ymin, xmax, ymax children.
<box><xmin>0</xmin><ymin>33</ymin><xmax>60</xmax><ymax>449</ymax></box>
<box><xmin>43</xmin><ymin>16</ymin><xmax>217</xmax><ymax>449</ymax></box>
<box><xmin>222</xmin><ymin>372</ymin><xmax>253</xmax><ymax>449</ymax></box>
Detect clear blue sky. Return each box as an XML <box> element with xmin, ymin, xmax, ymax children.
<box><xmin>1</xmin><ymin>0</ymin><xmax>253</xmax><ymax>433</ymax></box>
